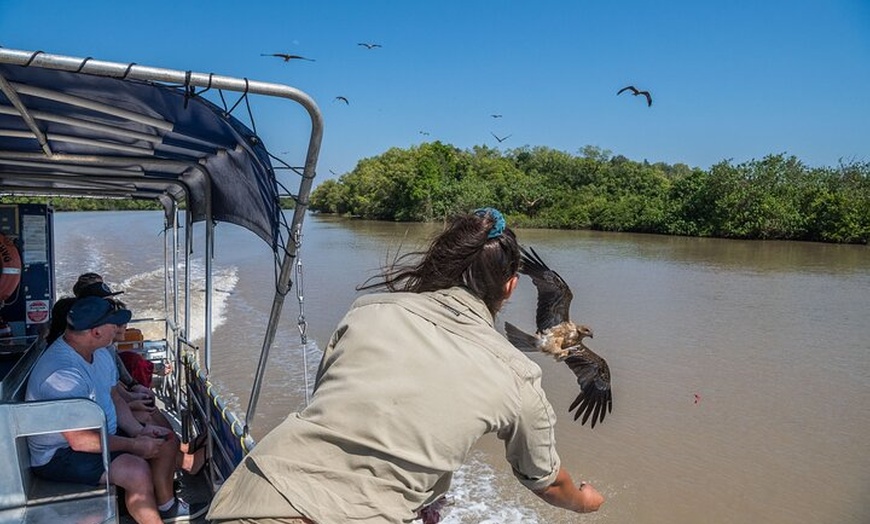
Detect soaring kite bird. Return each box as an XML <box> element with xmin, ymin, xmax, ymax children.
<box><xmin>357</xmin><ymin>42</ymin><xmax>382</xmax><ymax>49</ymax></box>
<box><xmin>491</xmin><ymin>132</ymin><xmax>512</xmax><ymax>143</ymax></box>
<box><xmin>261</xmin><ymin>53</ymin><xmax>315</xmax><ymax>62</ymax></box>
<box><xmin>504</xmin><ymin>246</ymin><xmax>613</xmax><ymax>428</ymax></box>
<box><xmin>334</xmin><ymin>96</ymin><xmax>349</xmax><ymax>104</ymax></box>
<box><xmin>617</xmin><ymin>85</ymin><xmax>652</xmax><ymax>107</ymax></box>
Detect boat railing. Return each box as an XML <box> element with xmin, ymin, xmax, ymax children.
<box><xmin>181</xmin><ymin>351</ymin><xmax>255</xmax><ymax>490</ymax></box>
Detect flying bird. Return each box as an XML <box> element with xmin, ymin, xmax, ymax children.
<box><xmin>334</xmin><ymin>96</ymin><xmax>349</xmax><ymax>104</ymax></box>
<box><xmin>617</xmin><ymin>85</ymin><xmax>652</xmax><ymax>106</ymax></box>
<box><xmin>504</xmin><ymin>246</ymin><xmax>613</xmax><ymax>428</ymax></box>
<box><xmin>419</xmin><ymin>131</ymin><xmax>430</xmax><ymax>136</ymax></box>
<box><xmin>491</xmin><ymin>132</ymin><xmax>512</xmax><ymax>143</ymax></box>
<box><xmin>357</xmin><ymin>42</ymin><xmax>382</xmax><ymax>49</ymax></box>
<box><xmin>491</xmin><ymin>114</ymin><xmax>503</xmax><ymax>118</ymax></box>
<box><xmin>261</xmin><ymin>53</ymin><xmax>315</xmax><ymax>62</ymax></box>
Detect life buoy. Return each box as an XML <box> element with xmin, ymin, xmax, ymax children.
<box><xmin>0</xmin><ymin>234</ymin><xmax>22</xmax><ymax>303</ymax></box>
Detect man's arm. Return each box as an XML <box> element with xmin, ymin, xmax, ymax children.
<box><xmin>533</xmin><ymin>467</ymin><xmax>604</xmax><ymax>513</ymax></box>
<box><xmin>112</xmin><ymin>385</ymin><xmax>147</xmax><ymax>436</ymax></box>
<box><xmin>61</xmin><ymin>429</ymin><xmax>163</xmax><ymax>459</ymax></box>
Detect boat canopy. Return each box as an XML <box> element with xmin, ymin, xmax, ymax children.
<box><xmin>0</xmin><ymin>49</ymin><xmax>324</xmax><ymax>429</ymax></box>
<box><xmin>0</xmin><ymin>48</ymin><xmax>323</xmax><ymax>254</ymax></box>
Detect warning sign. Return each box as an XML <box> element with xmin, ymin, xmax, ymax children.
<box><xmin>26</xmin><ymin>300</ymin><xmax>50</xmax><ymax>324</ymax></box>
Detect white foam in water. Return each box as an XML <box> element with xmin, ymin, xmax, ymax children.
<box><xmin>113</xmin><ymin>260</ymin><xmax>239</xmax><ymax>343</ymax></box>
<box><xmin>438</xmin><ymin>453</ymin><xmax>542</xmax><ymax>524</ymax></box>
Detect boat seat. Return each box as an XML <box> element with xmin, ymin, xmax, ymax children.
<box><xmin>0</xmin><ymin>398</ymin><xmax>117</xmax><ymax>523</ymax></box>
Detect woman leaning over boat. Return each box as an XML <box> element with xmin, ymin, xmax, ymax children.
<box><xmin>208</xmin><ymin>208</ymin><xmax>604</xmax><ymax>524</ymax></box>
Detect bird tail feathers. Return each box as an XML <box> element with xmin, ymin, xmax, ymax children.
<box><xmin>504</xmin><ymin>322</ymin><xmax>539</xmax><ymax>352</ymax></box>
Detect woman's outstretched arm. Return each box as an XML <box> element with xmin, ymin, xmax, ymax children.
<box><xmin>533</xmin><ymin>466</ymin><xmax>605</xmax><ymax>513</ymax></box>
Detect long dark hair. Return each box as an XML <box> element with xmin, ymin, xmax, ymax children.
<box><xmin>47</xmin><ymin>296</ymin><xmax>77</xmax><ymax>345</ymax></box>
<box><xmin>359</xmin><ymin>209</ymin><xmax>520</xmax><ymax>315</ymax></box>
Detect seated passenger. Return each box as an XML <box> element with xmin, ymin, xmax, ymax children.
<box><xmin>75</xmin><ymin>279</ymin><xmax>151</xmax><ymax>397</ymax></box>
<box><xmin>26</xmin><ymin>296</ymin><xmax>207</xmax><ymax>523</ymax></box>
<box><xmin>82</xmin><ymin>284</ymin><xmax>204</xmax><ymax>471</ymax></box>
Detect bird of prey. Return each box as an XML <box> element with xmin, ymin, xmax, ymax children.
<box><xmin>334</xmin><ymin>96</ymin><xmax>349</xmax><ymax>104</ymax></box>
<box><xmin>491</xmin><ymin>114</ymin><xmax>503</xmax><ymax>118</ymax></box>
<box><xmin>358</xmin><ymin>42</ymin><xmax>382</xmax><ymax>49</ymax></box>
<box><xmin>617</xmin><ymin>85</ymin><xmax>652</xmax><ymax>106</ymax></box>
<box><xmin>261</xmin><ymin>53</ymin><xmax>315</xmax><ymax>62</ymax></box>
<box><xmin>504</xmin><ymin>246</ymin><xmax>613</xmax><ymax>428</ymax></box>
<box><xmin>491</xmin><ymin>132</ymin><xmax>512</xmax><ymax>143</ymax></box>
<box><xmin>419</xmin><ymin>131</ymin><xmax>430</xmax><ymax>136</ymax></box>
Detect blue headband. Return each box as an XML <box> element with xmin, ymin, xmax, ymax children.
<box><xmin>474</xmin><ymin>207</ymin><xmax>506</xmax><ymax>239</ymax></box>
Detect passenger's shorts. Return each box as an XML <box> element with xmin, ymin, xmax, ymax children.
<box><xmin>32</xmin><ymin>447</ymin><xmax>124</xmax><ymax>486</ymax></box>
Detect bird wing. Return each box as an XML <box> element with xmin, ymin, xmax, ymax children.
<box><xmin>564</xmin><ymin>345</ymin><xmax>613</xmax><ymax>428</ymax></box>
<box><xmin>504</xmin><ymin>322</ymin><xmax>539</xmax><ymax>352</ymax></box>
<box><xmin>617</xmin><ymin>85</ymin><xmax>638</xmax><ymax>95</ymax></box>
<box><xmin>519</xmin><ymin>246</ymin><xmax>573</xmax><ymax>331</ymax></box>
<box><xmin>639</xmin><ymin>91</ymin><xmax>652</xmax><ymax>106</ymax></box>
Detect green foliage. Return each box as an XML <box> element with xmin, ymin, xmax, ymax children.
<box><xmin>309</xmin><ymin>146</ymin><xmax>869</xmax><ymax>245</ymax></box>
<box><xmin>0</xmin><ymin>196</ymin><xmax>163</xmax><ymax>211</ymax></box>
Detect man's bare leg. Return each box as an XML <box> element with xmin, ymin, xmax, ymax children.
<box><xmin>149</xmin><ymin>433</ymin><xmax>179</xmax><ymax>506</ymax></box>
<box><xmin>104</xmin><ymin>453</ymin><xmax>162</xmax><ymax>524</ymax></box>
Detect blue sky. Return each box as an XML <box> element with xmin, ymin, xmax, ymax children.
<box><xmin>2</xmin><ymin>0</ymin><xmax>868</xmax><ymax>181</ymax></box>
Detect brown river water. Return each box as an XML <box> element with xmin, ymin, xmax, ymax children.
<box><xmin>54</xmin><ymin>211</ymin><xmax>870</xmax><ymax>524</ymax></box>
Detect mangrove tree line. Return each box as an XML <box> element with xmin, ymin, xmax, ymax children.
<box><xmin>310</xmin><ymin>143</ymin><xmax>869</xmax><ymax>244</ymax></box>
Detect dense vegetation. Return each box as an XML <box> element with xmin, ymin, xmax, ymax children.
<box><xmin>310</xmin><ymin>143</ymin><xmax>870</xmax><ymax>244</ymax></box>
<box><xmin>1</xmin><ymin>196</ymin><xmax>162</xmax><ymax>211</ymax></box>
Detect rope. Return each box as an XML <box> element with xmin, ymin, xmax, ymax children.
<box><xmin>120</xmin><ymin>62</ymin><xmax>136</xmax><ymax>79</ymax></box>
<box><xmin>74</xmin><ymin>57</ymin><xmax>93</xmax><ymax>73</ymax></box>
<box><xmin>22</xmin><ymin>51</ymin><xmax>44</xmax><ymax>67</ymax></box>
<box><xmin>192</xmin><ymin>73</ymin><xmax>215</xmax><ymax>97</ymax></box>
<box><xmin>182</xmin><ymin>70</ymin><xmax>193</xmax><ymax>109</ymax></box>
<box><xmin>226</xmin><ymin>78</ymin><xmax>249</xmax><ymax>115</ymax></box>
<box><xmin>293</xmin><ymin>223</ymin><xmax>311</xmax><ymax>406</ymax></box>
<box><xmin>243</xmin><ymin>88</ymin><xmax>258</xmax><ymax>137</ymax></box>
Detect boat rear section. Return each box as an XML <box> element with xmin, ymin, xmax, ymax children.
<box><xmin>0</xmin><ymin>46</ymin><xmax>322</xmax><ymax>522</ymax></box>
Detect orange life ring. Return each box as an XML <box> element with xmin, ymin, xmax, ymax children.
<box><xmin>0</xmin><ymin>234</ymin><xmax>22</xmax><ymax>303</ymax></box>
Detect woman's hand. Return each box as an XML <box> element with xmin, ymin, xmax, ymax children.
<box><xmin>128</xmin><ymin>399</ymin><xmax>156</xmax><ymax>413</ymax></box>
<box><xmin>130</xmin><ymin>383</ymin><xmax>155</xmax><ymax>398</ymax></box>
<box><xmin>138</xmin><ymin>423</ymin><xmax>173</xmax><ymax>441</ymax></box>
<box><xmin>576</xmin><ymin>482</ymin><xmax>605</xmax><ymax>512</ymax></box>
<box><xmin>534</xmin><ymin>467</ymin><xmax>605</xmax><ymax>513</ymax></box>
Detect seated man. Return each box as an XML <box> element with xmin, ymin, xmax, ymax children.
<box><xmin>26</xmin><ymin>296</ymin><xmax>206</xmax><ymax>523</ymax></box>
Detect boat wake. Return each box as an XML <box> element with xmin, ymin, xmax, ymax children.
<box><xmin>114</xmin><ymin>261</ymin><xmax>239</xmax><ymax>343</ymax></box>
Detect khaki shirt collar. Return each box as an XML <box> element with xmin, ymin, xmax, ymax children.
<box><xmin>426</xmin><ymin>286</ymin><xmax>494</xmax><ymax>328</ymax></box>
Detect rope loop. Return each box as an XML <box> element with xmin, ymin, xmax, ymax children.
<box><xmin>74</xmin><ymin>57</ymin><xmax>93</xmax><ymax>73</ymax></box>
<box><xmin>23</xmin><ymin>50</ymin><xmax>44</xmax><ymax>67</ymax></box>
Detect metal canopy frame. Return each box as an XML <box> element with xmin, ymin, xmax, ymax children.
<box><xmin>0</xmin><ymin>48</ymin><xmax>323</xmax><ymax>432</ymax></box>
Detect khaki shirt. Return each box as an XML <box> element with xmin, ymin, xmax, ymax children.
<box><xmin>209</xmin><ymin>287</ymin><xmax>561</xmax><ymax>523</ymax></box>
